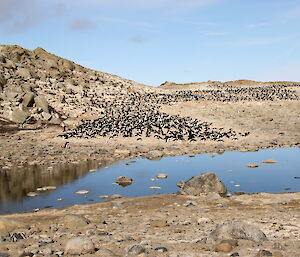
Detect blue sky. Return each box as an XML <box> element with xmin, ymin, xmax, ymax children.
<box><xmin>1</xmin><ymin>0</ymin><xmax>300</xmax><ymax>86</ymax></box>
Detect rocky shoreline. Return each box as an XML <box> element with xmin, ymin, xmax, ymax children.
<box><xmin>0</xmin><ymin>192</ymin><xmax>299</xmax><ymax>256</ymax></box>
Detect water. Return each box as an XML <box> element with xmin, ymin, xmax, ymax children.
<box><xmin>0</xmin><ymin>147</ymin><xmax>299</xmax><ymax>214</ymax></box>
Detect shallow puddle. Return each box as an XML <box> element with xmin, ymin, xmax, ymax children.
<box><xmin>0</xmin><ymin>147</ymin><xmax>299</xmax><ymax>214</ymax></box>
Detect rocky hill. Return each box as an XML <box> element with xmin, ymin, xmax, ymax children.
<box><xmin>0</xmin><ymin>45</ymin><xmax>150</xmax><ymax>127</ymax></box>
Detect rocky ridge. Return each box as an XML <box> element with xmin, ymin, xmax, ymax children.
<box><xmin>0</xmin><ymin>45</ymin><xmax>149</xmax><ymax>127</ymax></box>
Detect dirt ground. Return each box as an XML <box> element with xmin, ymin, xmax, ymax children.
<box><xmin>0</xmin><ymin>193</ymin><xmax>299</xmax><ymax>256</ymax></box>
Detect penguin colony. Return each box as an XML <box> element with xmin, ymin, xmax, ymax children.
<box><xmin>61</xmin><ymin>84</ymin><xmax>299</xmax><ymax>142</ymax></box>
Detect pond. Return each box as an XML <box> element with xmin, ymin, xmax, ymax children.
<box><xmin>0</xmin><ymin>147</ymin><xmax>299</xmax><ymax>214</ymax></box>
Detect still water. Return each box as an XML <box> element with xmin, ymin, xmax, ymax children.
<box><xmin>0</xmin><ymin>147</ymin><xmax>299</xmax><ymax>214</ymax></box>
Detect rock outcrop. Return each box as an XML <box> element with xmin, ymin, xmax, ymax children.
<box><xmin>180</xmin><ymin>172</ymin><xmax>227</xmax><ymax>196</ymax></box>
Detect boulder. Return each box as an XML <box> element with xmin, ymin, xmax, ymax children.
<box><xmin>22</xmin><ymin>93</ymin><xmax>35</xmax><ymax>107</ymax></box>
<box><xmin>0</xmin><ymin>74</ymin><xmax>7</xmax><ymax>89</ymax></box>
<box><xmin>34</xmin><ymin>95</ymin><xmax>49</xmax><ymax>113</ymax></box>
<box><xmin>115</xmin><ymin>176</ymin><xmax>133</xmax><ymax>186</ymax></box>
<box><xmin>62</xmin><ymin>214</ymin><xmax>90</xmax><ymax>229</ymax></box>
<box><xmin>62</xmin><ymin>60</ymin><xmax>75</xmax><ymax>71</ymax></box>
<box><xmin>16</xmin><ymin>68</ymin><xmax>31</xmax><ymax>79</ymax></box>
<box><xmin>65</xmin><ymin>237</ymin><xmax>95</xmax><ymax>255</ymax></box>
<box><xmin>0</xmin><ymin>218</ymin><xmax>28</xmax><ymax>232</ymax></box>
<box><xmin>146</xmin><ymin>150</ymin><xmax>164</xmax><ymax>160</ymax></box>
<box><xmin>11</xmin><ymin>109</ymin><xmax>30</xmax><ymax>123</ymax></box>
<box><xmin>0</xmin><ymin>55</ymin><xmax>6</xmax><ymax>63</ymax></box>
<box><xmin>181</xmin><ymin>172</ymin><xmax>227</xmax><ymax>196</ymax></box>
<box><xmin>41</xmin><ymin>112</ymin><xmax>52</xmax><ymax>121</ymax></box>
<box><xmin>209</xmin><ymin>221</ymin><xmax>268</xmax><ymax>242</ymax></box>
<box><xmin>45</xmin><ymin>58</ymin><xmax>58</xmax><ymax>69</ymax></box>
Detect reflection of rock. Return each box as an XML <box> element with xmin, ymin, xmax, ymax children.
<box><xmin>181</xmin><ymin>172</ymin><xmax>227</xmax><ymax>196</ymax></box>
<box><xmin>115</xmin><ymin>176</ymin><xmax>133</xmax><ymax>186</ymax></box>
<box><xmin>0</xmin><ymin>160</ymin><xmax>109</xmax><ymax>203</ymax></box>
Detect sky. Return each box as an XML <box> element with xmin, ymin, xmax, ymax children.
<box><xmin>1</xmin><ymin>0</ymin><xmax>300</xmax><ymax>86</ymax></box>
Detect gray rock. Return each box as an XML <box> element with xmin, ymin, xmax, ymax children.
<box><xmin>0</xmin><ymin>74</ymin><xmax>7</xmax><ymax>89</ymax></box>
<box><xmin>16</xmin><ymin>68</ymin><xmax>31</xmax><ymax>79</ymax></box>
<box><xmin>62</xmin><ymin>214</ymin><xmax>90</xmax><ymax>228</ymax></box>
<box><xmin>62</xmin><ymin>61</ymin><xmax>75</xmax><ymax>71</ymax></box>
<box><xmin>65</xmin><ymin>237</ymin><xmax>95</xmax><ymax>255</ymax></box>
<box><xmin>49</xmin><ymin>114</ymin><xmax>61</xmax><ymax>125</ymax></box>
<box><xmin>46</xmin><ymin>58</ymin><xmax>58</xmax><ymax>69</ymax></box>
<box><xmin>22</xmin><ymin>93</ymin><xmax>35</xmax><ymax>107</ymax></box>
<box><xmin>11</xmin><ymin>109</ymin><xmax>30</xmax><ymax>123</ymax></box>
<box><xmin>209</xmin><ymin>221</ymin><xmax>268</xmax><ymax>242</ymax></box>
<box><xmin>146</xmin><ymin>150</ymin><xmax>164</xmax><ymax>160</ymax></box>
<box><xmin>181</xmin><ymin>172</ymin><xmax>227</xmax><ymax>196</ymax></box>
<box><xmin>128</xmin><ymin>245</ymin><xmax>146</xmax><ymax>255</ymax></box>
<box><xmin>34</xmin><ymin>95</ymin><xmax>49</xmax><ymax>113</ymax></box>
<box><xmin>0</xmin><ymin>55</ymin><xmax>6</xmax><ymax>63</ymax></box>
<box><xmin>0</xmin><ymin>253</ymin><xmax>10</xmax><ymax>257</ymax></box>
<box><xmin>41</xmin><ymin>112</ymin><xmax>52</xmax><ymax>121</ymax></box>
<box><xmin>115</xmin><ymin>176</ymin><xmax>133</xmax><ymax>186</ymax></box>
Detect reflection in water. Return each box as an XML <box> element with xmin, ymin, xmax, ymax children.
<box><xmin>0</xmin><ymin>160</ymin><xmax>109</xmax><ymax>203</ymax></box>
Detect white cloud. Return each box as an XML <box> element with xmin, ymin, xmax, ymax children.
<box><xmin>200</xmin><ymin>30</ymin><xmax>227</xmax><ymax>36</ymax></box>
<box><xmin>246</xmin><ymin>22</ymin><xmax>269</xmax><ymax>29</ymax></box>
<box><xmin>69</xmin><ymin>0</ymin><xmax>218</xmax><ymax>10</ymax></box>
<box><xmin>231</xmin><ymin>36</ymin><xmax>290</xmax><ymax>47</ymax></box>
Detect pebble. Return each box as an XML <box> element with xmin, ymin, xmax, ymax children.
<box><xmin>128</xmin><ymin>245</ymin><xmax>146</xmax><ymax>255</ymax></box>
<box><xmin>214</xmin><ymin>242</ymin><xmax>233</xmax><ymax>252</ymax></box>
<box><xmin>156</xmin><ymin>173</ymin><xmax>168</xmax><ymax>179</ymax></box>
<box><xmin>36</xmin><ymin>186</ymin><xmax>56</xmax><ymax>191</ymax></box>
<box><xmin>155</xmin><ymin>246</ymin><xmax>168</xmax><ymax>252</ymax></box>
<box><xmin>246</xmin><ymin>164</ymin><xmax>259</xmax><ymax>168</ymax></box>
<box><xmin>262</xmin><ymin>159</ymin><xmax>277</xmax><ymax>164</ymax></box>
<box><xmin>26</xmin><ymin>192</ymin><xmax>38</xmax><ymax>197</ymax></box>
<box><xmin>149</xmin><ymin>186</ymin><xmax>161</xmax><ymax>189</ymax></box>
<box><xmin>257</xmin><ymin>249</ymin><xmax>273</xmax><ymax>256</ymax></box>
<box><xmin>75</xmin><ymin>190</ymin><xmax>89</xmax><ymax>194</ymax></box>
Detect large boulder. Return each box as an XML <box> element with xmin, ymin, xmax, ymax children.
<box><xmin>180</xmin><ymin>172</ymin><xmax>227</xmax><ymax>196</ymax></box>
<box><xmin>209</xmin><ymin>221</ymin><xmax>268</xmax><ymax>242</ymax></box>
<box><xmin>22</xmin><ymin>92</ymin><xmax>35</xmax><ymax>107</ymax></box>
<box><xmin>34</xmin><ymin>95</ymin><xmax>49</xmax><ymax>113</ymax></box>
<box><xmin>65</xmin><ymin>237</ymin><xmax>95</xmax><ymax>255</ymax></box>
<box><xmin>11</xmin><ymin>108</ymin><xmax>30</xmax><ymax>123</ymax></box>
